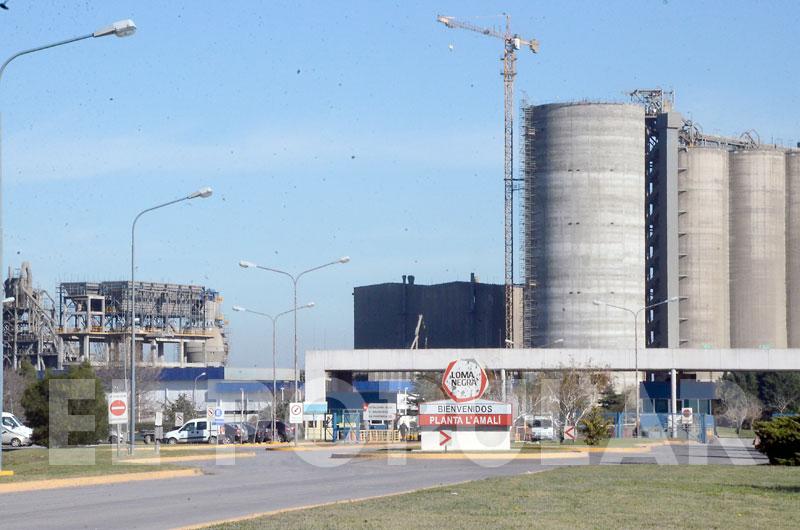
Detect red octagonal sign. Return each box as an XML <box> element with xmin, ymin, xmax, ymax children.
<box><xmin>441</xmin><ymin>358</ymin><xmax>488</xmax><ymax>403</ymax></box>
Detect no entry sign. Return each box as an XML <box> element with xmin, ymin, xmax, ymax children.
<box><xmin>108</xmin><ymin>392</ymin><xmax>128</xmax><ymax>425</ymax></box>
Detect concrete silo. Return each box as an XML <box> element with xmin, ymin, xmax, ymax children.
<box><xmin>523</xmin><ymin>102</ymin><xmax>645</xmax><ymax>349</ymax></box>
<box><xmin>729</xmin><ymin>148</ymin><xmax>787</xmax><ymax>348</ymax></box>
<box><xmin>676</xmin><ymin>147</ymin><xmax>730</xmax><ymax>347</ymax></box>
<box><xmin>787</xmin><ymin>149</ymin><xmax>800</xmax><ymax>347</ymax></box>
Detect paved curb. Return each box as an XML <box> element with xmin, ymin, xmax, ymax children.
<box><xmin>0</xmin><ymin>468</ymin><xmax>202</xmax><ymax>494</ymax></box>
<box><xmin>124</xmin><ymin>452</ymin><xmax>256</xmax><ymax>465</ymax></box>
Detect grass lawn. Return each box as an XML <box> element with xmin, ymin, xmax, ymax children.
<box><xmin>716</xmin><ymin>427</ymin><xmax>756</xmax><ymax>439</ymax></box>
<box><xmin>209</xmin><ymin>465</ymin><xmax>800</xmax><ymax>530</ymax></box>
<box><xmin>0</xmin><ymin>445</ymin><xmax>207</xmax><ymax>482</ymax></box>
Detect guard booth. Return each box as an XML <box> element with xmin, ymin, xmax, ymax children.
<box><xmin>332</xmin><ymin>410</ymin><xmax>362</xmax><ymax>442</ymax></box>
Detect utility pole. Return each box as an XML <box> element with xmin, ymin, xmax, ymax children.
<box><xmin>437</xmin><ymin>14</ymin><xmax>539</xmax><ymax>348</ymax></box>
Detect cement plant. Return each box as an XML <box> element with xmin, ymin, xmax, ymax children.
<box><xmin>0</xmin><ymin>5</ymin><xmax>798</xmax><ymax>530</ymax></box>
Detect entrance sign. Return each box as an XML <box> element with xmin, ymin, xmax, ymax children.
<box><xmin>441</xmin><ymin>358</ymin><xmax>488</xmax><ymax>402</ymax></box>
<box><xmin>422</xmin><ymin>358</ymin><xmax>511</xmax><ymax>451</ymax></box>
<box><xmin>564</xmin><ymin>425</ymin><xmax>576</xmax><ymax>441</ymax></box>
<box><xmin>289</xmin><ymin>402</ymin><xmax>303</xmax><ymax>424</ymax></box>
<box><xmin>681</xmin><ymin>407</ymin><xmax>693</xmax><ymax>425</ymax></box>
<box><xmin>364</xmin><ymin>403</ymin><xmax>397</xmax><ymax>421</ymax></box>
<box><xmin>108</xmin><ymin>392</ymin><xmax>128</xmax><ymax>425</ymax></box>
<box><xmin>419</xmin><ymin>401</ymin><xmax>512</xmax><ymax>428</ymax></box>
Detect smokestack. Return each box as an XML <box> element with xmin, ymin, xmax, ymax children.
<box><xmin>408</xmin><ymin>275</ymin><xmax>415</xmax><ymax>285</ymax></box>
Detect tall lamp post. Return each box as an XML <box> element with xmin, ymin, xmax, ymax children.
<box><xmin>232</xmin><ymin>302</ymin><xmax>314</xmax><ymax>442</ymax></box>
<box><xmin>193</xmin><ymin>371</ymin><xmax>207</xmax><ymax>413</ymax></box>
<box><xmin>593</xmin><ymin>297</ymin><xmax>679</xmax><ymax>437</ymax></box>
<box><xmin>130</xmin><ymin>187</ymin><xmax>213</xmax><ymax>453</ymax></box>
<box><xmin>0</xmin><ymin>19</ymin><xmax>136</xmax><ymax>475</ymax></box>
<box><xmin>239</xmin><ymin>257</ymin><xmax>349</xmax><ymax>402</ymax></box>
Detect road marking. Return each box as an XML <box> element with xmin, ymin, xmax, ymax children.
<box><xmin>0</xmin><ymin>468</ymin><xmax>201</xmax><ymax>494</ymax></box>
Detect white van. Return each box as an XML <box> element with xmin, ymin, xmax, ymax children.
<box><xmin>162</xmin><ymin>418</ymin><xmax>217</xmax><ymax>444</ymax></box>
<box><xmin>2</xmin><ymin>412</ymin><xmax>34</xmax><ymax>447</ymax></box>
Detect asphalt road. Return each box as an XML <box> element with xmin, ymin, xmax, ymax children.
<box><xmin>0</xmin><ymin>440</ymin><xmax>768</xmax><ymax>530</ymax></box>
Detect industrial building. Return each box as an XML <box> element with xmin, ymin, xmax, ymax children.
<box><xmin>2</xmin><ymin>263</ymin><xmax>228</xmax><ymax>369</ymax></box>
<box><xmin>521</xmin><ymin>90</ymin><xmax>800</xmax><ymax>352</ymax></box>
<box><xmin>354</xmin><ymin>274</ymin><xmax>523</xmax><ymax>349</ymax></box>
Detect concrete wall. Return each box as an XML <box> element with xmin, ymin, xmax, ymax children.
<box><xmin>678</xmin><ymin>147</ymin><xmax>730</xmax><ymax>347</ymax></box>
<box><xmin>729</xmin><ymin>148</ymin><xmax>787</xmax><ymax>348</ymax></box>
<box><xmin>523</xmin><ymin>102</ymin><xmax>645</xmax><ymax>349</ymax></box>
<box><xmin>787</xmin><ymin>150</ymin><xmax>800</xmax><ymax>346</ymax></box>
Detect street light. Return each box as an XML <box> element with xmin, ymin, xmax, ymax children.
<box><xmin>232</xmin><ymin>302</ymin><xmax>314</xmax><ymax>442</ymax></box>
<box><xmin>238</xmin><ymin>257</ymin><xmax>348</xmax><ymax>402</ymax></box>
<box><xmin>193</xmin><ymin>372</ymin><xmax>207</xmax><ymax>413</ymax></box>
<box><xmin>0</xmin><ymin>19</ymin><xmax>136</xmax><ymax>475</ymax></box>
<box><xmin>593</xmin><ymin>296</ymin><xmax>679</xmax><ymax>437</ymax></box>
<box><xmin>129</xmin><ymin>187</ymin><xmax>213</xmax><ymax>453</ymax></box>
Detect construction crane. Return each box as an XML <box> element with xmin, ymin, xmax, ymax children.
<box><xmin>437</xmin><ymin>14</ymin><xmax>539</xmax><ymax>349</ymax></box>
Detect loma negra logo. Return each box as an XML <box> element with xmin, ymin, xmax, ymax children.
<box><xmin>441</xmin><ymin>358</ymin><xmax>488</xmax><ymax>402</ymax></box>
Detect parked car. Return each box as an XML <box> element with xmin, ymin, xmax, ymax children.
<box><xmin>108</xmin><ymin>430</ymin><xmax>155</xmax><ymax>445</ymax></box>
<box><xmin>221</xmin><ymin>423</ymin><xmax>245</xmax><ymax>444</ymax></box>
<box><xmin>239</xmin><ymin>422</ymin><xmax>256</xmax><ymax>443</ymax></box>
<box><xmin>2</xmin><ymin>412</ymin><xmax>33</xmax><ymax>447</ymax></box>
<box><xmin>255</xmin><ymin>420</ymin><xmax>294</xmax><ymax>443</ymax></box>
<box><xmin>2</xmin><ymin>427</ymin><xmax>32</xmax><ymax>447</ymax></box>
<box><xmin>162</xmin><ymin>418</ymin><xmax>217</xmax><ymax>444</ymax></box>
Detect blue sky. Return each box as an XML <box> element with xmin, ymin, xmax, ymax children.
<box><xmin>1</xmin><ymin>1</ymin><xmax>798</xmax><ymax>368</ymax></box>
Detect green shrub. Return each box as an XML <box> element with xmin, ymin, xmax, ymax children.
<box><xmin>21</xmin><ymin>363</ymin><xmax>109</xmax><ymax>447</ymax></box>
<box><xmin>579</xmin><ymin>406</ymin><xmax>613</xmax><ymax>445</ymax></box>
<box><xmin>753</xmin><ymin>416</ymin><xmax>800</xmax><ymax>465</ymax></box>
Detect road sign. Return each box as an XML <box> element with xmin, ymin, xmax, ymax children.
<box><xmin>289</xmin><ymin>402</ymin><xmax>303</xmax><ymax>424</ymax></box>
<box><xmin>303</xmin><ymin>402</ymin><xmax>328</xmax><ymax>415</ymax></box>
<box><xmin>681</xmin><ymin>407</ymin><xmax>693</xmax><ymax>425</ymax></box>
<box><xmin>108</xmin><ymin>392</ymin><xmax>128</xmax><ymax>425</ymax></box>
<box><xmin>439</xmin><ymin>431</ymin><xmax>452</xmax><ymax>446</ymax></box>
<box><xmin>174</xmin><ymin>412</ymin><xmax>183</xmax><ymax>427</ymax></box>
<box><xmin>155</xmin><ymin>411</ymin><xmax>163</xmax><ymax>427</ymax></box>
<box><xmin>564</xmin><ymin>425</ymin><xmax>576</xmax><ymax>441</ymax></box>
<box><xmin>213</xmin><ymin>407</ymin><xmax>225</xmax><ymax>426</ymax></box>
<box><xmin>207</xmin><ymin>407</ymin><xmax>214</xmax><ymax>420</ymax></box>
<box><xmin>364</xmin><ymin>403</ymin><xmax>397</xmax><ymax>421</ymax></box>
<box><xmin>441</xmin><ymin>358</ymin><xmax>488</xmax><ymax>402</ymax></box>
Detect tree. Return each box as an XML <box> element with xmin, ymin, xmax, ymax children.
<box><xmin>21</xmin><ymin>362</ymin><xmax>108</xmax><ymax>447</ymax></box>
<box><xmin>162</xmin><ymin>394</ymin><xmax>195</xmax><ymax>428</ymax></box>
<box><xmin>95</xmin><ymin>364</ymin><xmax>163</xmax><ymax>420</ymax></box>
<box><xmin>543</xmin><ymin>366</ymin><xmax>609</xmax><ymax>440</ymax></box>
<box><xmin>579</xmin><ymin>406</ymin><xmax>613</xmax><ymax>445</ymax></box>
<box><xmin>599</xmin><ymin>383</ymin><xmax>626</xmax><ymax>413</ymax></box>
<box><xmin>3</xmin><ymin>358</ymin><xmax>37</xmax><ymax>421</ymax></box>
<box><xmin>722</xmin><ymin>371</ymin><xmax>800</xmax><ymax>415</ymax></box>
<box><xmin>754</xmin><ymin>416</ymin><xmax>800</xmax><ymax>466</ymax></box>
<box><xmin>760</xmin><ymin>372</ymin><xmax>800</xmax><ymax>414</ymax></box>
<box><xmin>717</xmin><ymin>379</ymin><xmax>763</xmax><ymax>434</ymax></box>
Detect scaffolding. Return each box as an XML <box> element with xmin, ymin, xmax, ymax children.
<box><xmin>57</xmin><ymin>280</ymin><xmax>229</xmax><ymax>367</ymax></box>
<box><xmin>3</xmin><ymin>262</ymin><xmax>69</xmax><ymax>370</ymax></box>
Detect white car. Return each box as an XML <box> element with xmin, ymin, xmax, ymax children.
<box><xmin>162</xmin><ymin>418</ymin><xmax>217</xmax><ymax>444</ymax></box>
<box><xmin>2</xmin><ymin>412</ymin><xmax>33</xmax><ymax>447</ymax></box>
